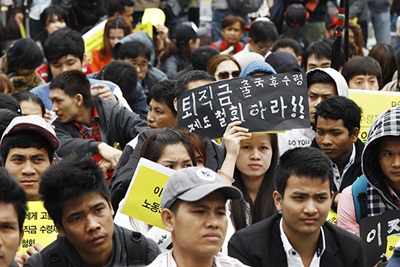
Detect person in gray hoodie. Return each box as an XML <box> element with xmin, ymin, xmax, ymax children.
<box><xmin>278</xmin><ymin>67</ymin><xmax>349</xmax><ymax>156</ymax></box>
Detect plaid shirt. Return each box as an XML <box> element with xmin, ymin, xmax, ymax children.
<box><xmin>364</xmin><ymin>105</ymin><xmax>400</xmax><ymax>217</ymax></box>
<box><xmin>73</xmin><ymin>107</ymin><xmax>113</xmax><ymax>182</ymax></box>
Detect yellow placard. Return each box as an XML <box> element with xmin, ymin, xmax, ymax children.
<box><xmin>386</xmin><ymin>235</ymin><xmax>400</xmax><ymax>257</ymax></box>
<box><xmin>135</xmin><ymin>22</ymin><xmax>153</xmax><ymax>38</ymax></box>
<box><xmin>142</xmin><ymin>8</ymin><xmax>166</xmax><ymax>27</ymax></box>
<box><xmin>18</xmin><ymin>201</ymin><xmax>57</xmax><ymax>253</ymax></box>
<box><xmin>83</xmin><ymin>19</ymin><xmax>107</xmax><ymax>64</ymax></box>
<box><xmin>327</xmin><ymin>209</ymin><xmax>338</xmax><ymax>225</ymax></box>
<box><xmin>121</xmin><ymin>158</ymin><xmax>175</xmax><ymax>229</ymax></box>
<box><xmin>348</xmin><ymin>89</ymin><xmax>400</xmax><ymax>143</ymax></box>
<box><xmin>19</xmin><ymin>24</ymin><xmax>26</xmax><ymax>38</ymax></box>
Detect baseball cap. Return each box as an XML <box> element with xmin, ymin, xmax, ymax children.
<box><xmin>0</xmin><ymin>115</ymin><xmax>60</xmax><ymax>151</ymax></box>
<box><xmin>173</xmin><ymin>21</ymin><xmax>207</xmax><ymax>44</ymax></box>
<box><xmin>285</xmin><ymin>4</ymin><xmax>308</xmax><ymax>28</ymax></box>
<box><xmin>161</xmin><ymin>167</ymin><xmax>242</xmax><ymax>209</ymax></box>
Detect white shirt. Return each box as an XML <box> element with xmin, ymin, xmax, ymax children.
<box><xmin>146</xmin><ymin>250</ymin><xmax>249</xmax><ymax>267</ymax></box>
<box><xmin>279</xmin><ymin>218</ymin><xmax>326</xmax><ymax>267</ymax></box>
<box><xmin>331</xmin><ymin>143</ymin><xmax>356</xmax><ymax>191</ymax></box>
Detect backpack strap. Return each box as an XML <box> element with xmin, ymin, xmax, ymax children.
<box><xmin>352</xmin><ymin>175</ymin><xmax>368</xmax><ymax>223</ymax></box>
<box><xmin>122</xmin><ymin>228</ymin><xmax>148</xmax><ymax>265</ymax></box>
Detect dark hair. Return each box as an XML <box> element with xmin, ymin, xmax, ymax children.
<box><xmin>0</xmin><ymin>109</ymin><xmax>20</xmax><ymax>142</ymax></box>
<box><xmin>44</xmin><ymin>28</ymin><xmax>84</xmax><ymax>64</ymax></box>
<box><xmin>117</xmin><ymin>40</ymin><xmax>151</xmax><ymax>61</ymax></box>
<box><xmin>0</xmin><ymin>167</ymin><xmax>28</xmax><ymax>231</ymax></box>
<box><xmin>0</xmin><ymin>93</ymin><xmax>21</xmax><ymax>113</ymax></box>
<box><xmin>38</xmin><ymin>5</ymin><xmax>68</xmax><ymax>44</ymax></box>
<box><xmin>100</xmin><ymin>16</ymin><xmax>132</xmax><ymax>59</ymax></box>
<box><xmin>307</xmin><ymin>69</ymin><xmax>336</xmax><ymax>88</ymax></box>
<box><xmin>175</xmin><ymin>70</ymin><xmax>215</xmax><ymax>94</ymax></box>
<box><xmin>100</xmin><ymin>60</ymin><xmax>138</xmax><ymax>101</ymax></box>
<box><xmin>1</xmin><ymin>131</ymin><xmax>54</xmax><ymax>164</ymax></box>
<box><xmin>138</xmin><ymin>128</ymin><xmax>197</xmax><ymax>166</ymax></box>
<box><xmin>6</xmin><ymin>38</ymin><xmax>43</xmax><ymax>73</ymax></box>
<box><xmin>341</xmin><ymin>56</ymin><xmax>382</xmax><ymax>87</ymax></box>
<box><xmin>249</xmin><ymin>20</ymin><xmax>279</xmax><ymax>44</ymax></box>
<box><xmin>231</xmin><ymin>133</ymin><xmax>279</xmax><ymax>231</ymax></box>
<box><xmin>191</xmin><ymin>46</ymin><xmax>219</xmax><ymax>71</ymax></box>
<box><xmin>207</xmin><ymin>54</ymin><xmax>241</xmax><ymax>77</ymax></box>
<box><xmin>108</xmin><ymin>0</ymin><xmax>134</xmax><ymax>17</ymax></box>
<box><xmin>280</xmin><ymin>27</ymin><xmax>309</xmax><ymax>52</ymax></box>
<box><xmin>149</xmin><ymin>80</ymin><xmax>177</xmax><ymax>117</ymax></box>
<box><xmin>181</xmin><ymin>130</ymin><xmax>207</xmax><ymax>165</ymax></box>
<box><xmin>302</xmin><ymin>40</ymin><xmax>332</xmax><ymax>70</ymax></box>
<box><xmin>275</xmin><ymin>147</ymin><xmax>333</xmax><ymax>197</ymax></box>
<box><xmin>271</xmin><ymin>38</ymin><xmax>302</xmax><ymax>56</ymax></box>
<box><xmin>49</xmin><ymin>70</ymin><xmax>92</xmax><ymax>108</ymax></box>
<box><xmin>368</xmin><ymin>44</ymin><xmax>398</xmax><ymax>88</ymax></box>
<box><xmin>314</xmin><ymin>96</ymin><xmax>362</xmax><ymax>135</ymax></box>
<box><xmin>221</xmin><ymin>15</ymin><xmax>245</xmax><ymax>29</ymax></box>
<box><xmin>13</xmin><ymin>91</ymin><xmax>46</xmax><ymax>117</ymax></box>
<box><xmin>39</xmin><ymin>154</ymin><xmax>110</xmax><ymax>226</ymax></box>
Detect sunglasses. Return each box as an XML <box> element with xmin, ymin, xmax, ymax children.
<box><xmin>217</xmin><ymin>70</ymin><xmax>241</xmax><ymax>80</ymax></box>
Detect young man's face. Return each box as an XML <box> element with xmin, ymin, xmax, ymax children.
<box><xmin>5</xmin><ymin>147</ymin><xmax>51</xmax><ymax>201</ymax></box>
<box><xmin>50</xmin><ymin>89</ymin><xmax>81</xmax><ymax>123</ymax></box>
<box><xmin>273</xmin><ymin>175</ymin><xmax>333</xmax><ymax>239</ymax></box>
<box><xmin>57</xmin><ymin>192</ymin><xmax>114</xmax><ymax>265</ymax></box>
<box><xmin>162</xmin><ymin>190</ymin><xmax>227</xmax><ymax>259</ymax></box>
<box><xmin>147</xmin><ymin>99</ymin><xmax>177</xmax><ymax>129</ymax></box>
<box><xmin>221</xmin><ymin>22</ymin><xmax>243</xmax><ymax>46</ymax></box>
<box><xmin>0</xmin><ymin>202</ymin><xmax>23</xmax><ymax>267</ymax></box>
<box><xmin>122</xmin><ymin>6</ymin><xmax>134</xmax><ymax>22</ymax></box>
<box><xmin>316</xmin><ymin>118</ymin><xmax>358</xmax><ymax>164</ymax></box>
<box><xmin>49</xmin><ymin>54</ymin><xmax>83</xmax><ymax>78</ymax></box>
<box><xmin>379</xmin><ymin>136</ymin><xmax>400</xmax><ymax>194</ymax></box>
<box><xmin>308</xmin><ymin>83</ymin><xmax>337</xmax><ymax>124</ymax></box>
<box><xmin>348</xmin><ymin>75</ymin><xmax>379</xmax><ymax>90</ymax></box>
<box><xmin>124</xmin><ymin>56</ymin><xmax>149</xmax><ymax>82</ymax></box>
<box><xmin>306</xmin><ymin>55</ymin><xmax>331</xmax><ymax>72</ymax></box>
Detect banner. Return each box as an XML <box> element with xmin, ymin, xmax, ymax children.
<box><xmin>18</xmin><ymin>201</ymin><xmax>57</xmax><ymax>253</ymax></box>
<box><xmin>121</xmin><ymin>158</ymin><xmax>175</xmax><ymax>229</ymax></box>
<box><xmin>83</xmin><ymin>19</ymin><xmax>107</xmax><ymax>64</ymax></box>
<box><xmin>177</xmin><ymin>73</ymin><xmax>310</xmax><ymax>139</ymax></box>
<box><xmin>348</xmin><ymin>89</ymin><xmax>400</xmax><ymax>143</ymax></box>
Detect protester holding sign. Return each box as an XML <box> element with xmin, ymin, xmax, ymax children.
<box><xmin>337</xmin><ymin>105</ymin><xmax>400</xmax><ymax>266</ymax></box>
<box><xmin>220</xmin><ymin>121</ymin><xmax>278</xmax><ymax>231</ymax></box>
<box><xmin>114</xmin><ymin>128</ymin><xmax>203</xmax><ymax>249</ymax></box>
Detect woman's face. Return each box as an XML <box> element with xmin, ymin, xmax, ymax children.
<box><xmin>109</xmin><ymin>28</ymin><xmax>125</xmax><ymax>48</ymax></box>
<box><xmin>45</xmin><ymin>15</ymin><xmax>66</xmax><ymax>36</ymax></box>
<box><xmin>236</xmin><ymin>133</ymin><xmax>273</xmax><ymax>181</ymax></box>
<box><xmin>214</xmin><ymin>60</ymin><xmax>240</xmax><ymax>81</ymax></box>
<box><xmin>156</xmin><ymin>143</ymin><xmax>194</xmax><ymax>170</ymax></box>
<box><xmin>19</xmin><ymin>100</ymin><xmax>43</xmax><ymax>117</ymax></box>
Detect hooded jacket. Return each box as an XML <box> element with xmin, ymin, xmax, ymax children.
<box><xmin>278</xmin><ymin>68</ymin><xmax>348</xmax><ymax>156</ymax></box>
<box><xmin>360</xmin><ymin>105</ymin><xmax>400</xmax><ymax>216</ymax></box>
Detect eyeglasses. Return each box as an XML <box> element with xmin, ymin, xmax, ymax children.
<box><xmin>126</xmin><ymin>59</ymin><xmax>149</xmax><ymax>70</ymax></box>
<box><xmin>217</xmin><ymin>70</ymin><xmax>240</xmax><ymax>80</ymax></box>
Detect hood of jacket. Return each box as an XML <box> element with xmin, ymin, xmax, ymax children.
<box><xmin>362</xmin><ymin>105</ymin><xmax>400</xmax><ymax>186</ymax></box>
<box><xmin>306</xmin><ymin>67</ymin><xmax>349</xmax><ymax>97</ymax></box>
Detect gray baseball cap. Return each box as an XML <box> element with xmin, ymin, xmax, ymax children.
<box><xmin>161</xmin><ymin>167</ymin><xmax>242</xmax><ymax>209</ymax></box>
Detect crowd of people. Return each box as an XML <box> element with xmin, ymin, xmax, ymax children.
<box><xmin>1</xmin><ymin>0</ymin><xmax>400</xmax><ymax>266</ymax></box>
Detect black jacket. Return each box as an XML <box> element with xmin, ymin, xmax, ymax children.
<box><xmin>311</xmin><ymin>138</ymin><xmax>364</xmax><ymax>192</ymax></box>
<box><xmin>228</xmin><ymin>214</ymin><xmax>365</xmax><ymax>267</ymax></box>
